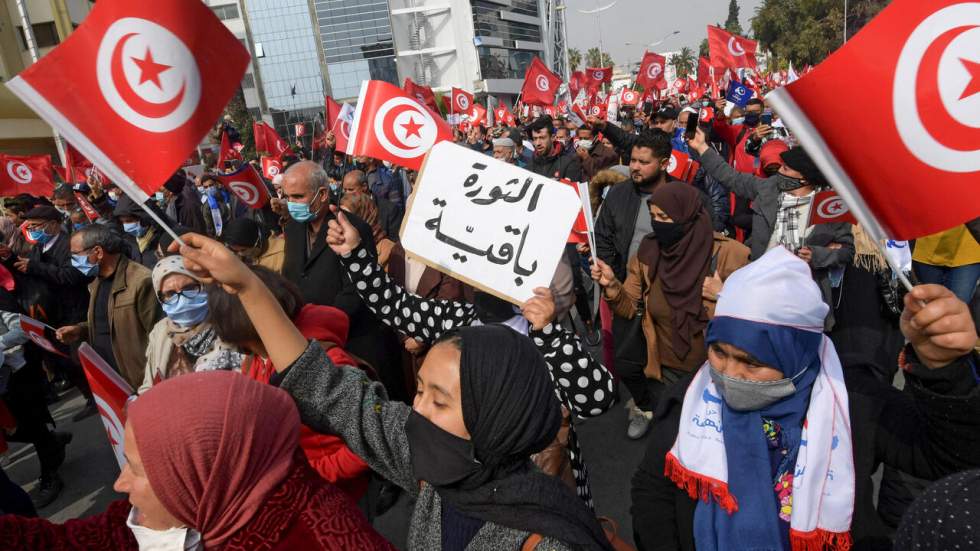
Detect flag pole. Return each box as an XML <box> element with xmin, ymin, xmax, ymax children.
<box><xmin>767</xmin><ymin>87</ymin><xmax>913</xmax><ymax>292</ymax></box>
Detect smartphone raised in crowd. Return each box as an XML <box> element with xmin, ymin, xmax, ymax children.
<box><xmin>761</xmin><ymin>110</ymin><xmax>773</xmax><ymax>126</ymax></box>
<box><xmin>685</xmin><ymin>109</ymin><xmax>700</xmax><ymax>140</ymax></box>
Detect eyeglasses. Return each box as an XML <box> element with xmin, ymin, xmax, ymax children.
<box><xmin>157</xmin><ymin>283</ymin><xmax>203</xmax><ymax>305</ymax></box>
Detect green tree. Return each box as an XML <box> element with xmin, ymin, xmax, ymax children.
<box><xmin>699</xmin><ymin>38</ymin><xmax>710</xmax><ymax>59</ymax></box>
<box><xmin>210</xmin><ymin>88</ymin><xmax>256</xmax><ymax>160</ymax></box>
<box><xmin>724</xmin><ymin>0</ymin><xmax>743</xmax><ymax>34</ymax></box>
<box><xmin>670</xmin><ymin>47</ymin><xmax>696</xmax><ymax>78</ymax></box>
<box><xmin>585</xmin><ymin>47</ymin><xmax>614</xmax><ymax>69</ymax></box>
<box><xmin>568</xmin><ymin>48</ymin><xmax>582</xmax><ymax>72</ymax></box>
<box><xmin>751</xmin><ymin>0</ymin><xmax>888</xmax><ymax>68</ymax></box>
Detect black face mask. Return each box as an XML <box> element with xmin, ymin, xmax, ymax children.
<box><xmin>743</xmin><ymin>112</ymin><xmax>761</xmax><ymax>127</ymax></box>
<box><xmin>405</xmin><ymin>411</ymin><xmax>482</xmax><ymax>487</ymax></box>
<box><xmin>651</xmin><ymin>220</ymin><xmax>686</xmax><ymax>248</ymax></box>
<box><xmin>774</xmin><ymin>173</ymin><xmax>807</xmax><ymax>192</ymax></box>
<box><xmin>473</xmin><ymin>291</ymin><xmax>517</xmax><ymax>324</ymax></box>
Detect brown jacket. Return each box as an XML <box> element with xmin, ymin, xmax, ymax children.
<box><xmin>604</xmin><ymin>233</ymin><xmax>750</xmax><ymax>379</ymax></box>
<box><xmin>79</xmin><ymin>256</ymin><xmax>162</xmax><ymax>389</ymax></box>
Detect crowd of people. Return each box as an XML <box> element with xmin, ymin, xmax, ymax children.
<box><xmin>0</xmin><ymin>88</ymin><xmax>978</xmax><ymax>551</ymax></box>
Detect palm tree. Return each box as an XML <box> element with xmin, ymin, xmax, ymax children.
<box><xmin>568</xmin><ymin>48</ymin><xmax>582</xmax><ymax>72</ymax></box>
<box><xmin>585</xmin><ymin>47</ymin><xmax>614</xmax><ymax>68</ymax></box>
<box><xmin>670</xmin><ymin>46</ymin><xmax>696</xmax><ymax>78</ymax></box>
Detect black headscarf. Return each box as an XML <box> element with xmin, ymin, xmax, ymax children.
<box><xmin>894</xmin><ymin>469</ymin><xmax>980</xmax><ymax>551</ymax></box>
<box><xmin>435</xmin><ymin>325</ymin><xmax>613</xmax><ymax>551</ymax></box>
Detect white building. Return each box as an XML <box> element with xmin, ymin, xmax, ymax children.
<box><xmin>202</xmin><ymin>0</ymin><xmax>267</xmax><ymax>119</ymax></box>
<box><xmin>387</xmin><ymin>0</ymin><xmax>556</xmax><ymax>102</ymax></box>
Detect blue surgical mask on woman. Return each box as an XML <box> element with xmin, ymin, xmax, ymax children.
<box><xmin>71</xmin><ymin>253</ymin><xmax>98</xmax><ymax>276</ymax></box>
<box><xmin>123</xmin><ymin>221</ymin><xmax>148</xmax><ymax>237</ymax></box>
<box><xmin>161</xmin><ymin>289</ymin><xmax>209</xmax><ymax>327</ymax></box>
<box><xmin>72</xmin><ymin>222</ymin><xmax>87</xmax><ymax>232</ymax></box>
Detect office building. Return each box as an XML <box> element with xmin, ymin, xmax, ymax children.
<box><xmin>203</xmin><ymin>0</ymin><xmax>266</xmax><ymax>120</ymax></box>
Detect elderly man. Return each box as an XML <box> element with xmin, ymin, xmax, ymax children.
<box><xmin>280</xmin><ymin>161</ymin><xmax>390</xmax><ymax>372</ymax></box>
<box><xmin>341</xmin><ymin>169</ymin><xmax>402</xmax><ymax>240</ymax></box>
<box><xmin>56</xmin><ymin>224</ymin><xmax>161</xmax><ymax>390</ymax></box>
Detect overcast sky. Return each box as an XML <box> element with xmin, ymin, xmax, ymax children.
<box><xmin>564</xmin><ymin>0</ymin><xmax>765</xmax><ymax>66</ymax></box>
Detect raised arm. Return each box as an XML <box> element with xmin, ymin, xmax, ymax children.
<box><xmin>688</xmin><ymin>128</ymin><xmax>764</xmax><ymax>202</ymax></box>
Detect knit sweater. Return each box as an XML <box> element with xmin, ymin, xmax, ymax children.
<box><xmin>277</xmin><ymin>341</ymin><xmax>573</xmax><ymax>551</ymax></box>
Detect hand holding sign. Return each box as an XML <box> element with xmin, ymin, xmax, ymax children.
<box><xmin>521</xmin><ymin>287</ymin><xmax>557</xmax><ymax>331</ymax></box>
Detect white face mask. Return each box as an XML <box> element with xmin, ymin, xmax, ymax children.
<box><xmin>126</xmin><ymin>508</ymin><xmax>202</xmax><ymax>551</ymax></box>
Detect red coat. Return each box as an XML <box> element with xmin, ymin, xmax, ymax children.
<box><xmin>242</xmin><ymin>304</ymin><xmax>371</xmax><ymax>499</ymax></box>
<box><xmin>712</xmin><ymin>118</ymin><xmax>756</xmax><ymax>174</ymax></box>
<box><xmin>0</xmin><ymin>459</ymin><xmax>394</xmax><ymax>550</ymax></box>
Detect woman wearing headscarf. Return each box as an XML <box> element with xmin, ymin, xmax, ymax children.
<box><xmin>320</xmin><ymin>207</ymin><xmax>615</xmax><ymax>505</ymax></box>
<box><xmin>170</xmin><ymin>232</ymin><xmax>615</xmax><ymax>550</ymax></box>
<box><xmin>591</xmin><ymin>180</ymin><xmax>749</xmax><ymax>435</ymax></box>
<box><xmin>138</xmin><ymin>256</ymin><xmax>242</xmax><ymax>394</ymax></box>
<box><xmin>630</xmin><ymin>247</ymin><xmax>980</xmax><ymax>551</ymax></box>
<box><xmin>0</xmin><ymin>371</ymin><xmax>395</xmax><ymax>550</ymax></box>
<box><xmin>340</xmin><ymin>191</ymin><xmax>395</xmax><ymax>269</ymax></box>
<box><xmin>221</xmin><ymin>217</ymin><xmax>286</xmax><ymax>274</ymax></box>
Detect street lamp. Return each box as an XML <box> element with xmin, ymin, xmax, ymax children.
<box><xmin>626</xmin><ymin>30</ymin><xmax>681</xmax><ymax>49</ymax></box>
<box><xmin>576</xmin><ymin>1</ymin><xmax>617</xmax><ymax>67</ymax></box>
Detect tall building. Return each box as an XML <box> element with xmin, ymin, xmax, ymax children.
<box><xmin>203</xmin><ymin>0</ymin><xmax>266</xmax><ymax>120</ymax></box>
<box><xmin>310</xmin><ymin>0</ymin><xmax>399</xmax><ymax>102</ymax></box>
<box><xmin>386</xmin><ymin>0</ymin><xmax>555</xmax><ymax>103</ymax></box>
<box><xmin>0</xmin><ymin>0</ymin><xmax>95</xmax><ymax>157</ymax></box>
<box><xmin>243</xmin><ymin>0</ymin><xmax>328</xmax><ymax>135</ymax></box>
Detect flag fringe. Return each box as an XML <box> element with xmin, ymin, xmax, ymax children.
<box><xmin>790</xmin><ymin>528</ymin><xmax>853</xmax><ymax>551</ymax></box>
<box><xmin>664</xmin><ymin>453</ymin><xmax>738</xmax><ymax>514</ymax></box>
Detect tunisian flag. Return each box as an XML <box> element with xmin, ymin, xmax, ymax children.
<box><xmin>331</xmin><ymin>102</ymin><xmax>355</xmax><ymax>153</ymax></box>
<box><xmin>0</xmin><ymin>154</ymin><xmax>56</xmax><ymax>196</ymax></box>
<box><xmin>79</xmin><ymin>343</ymin><xmax>133</xmax><ymax>468</ymax></box>
<box><xmin>637</xmin><ymin>52</ymin><xmax>667</xmax><ymax>90</ymax></box>
<box><xmin>451</xmin><ymin>88</ymin><xmax>474</xmax><ymax>115</ymax></box>
<box><xmin>347</xmin><ymin>80</ymin><xmax>454</xmax><ymax>170</ymax></box>
<box><xmin>253</xmin><ymin>121</ymin><xmax>290</xmax><ymax>159</ymax></box>
<box><xmin>403</xmin><ymin>78</ymin><xmax>440</xmax><ymax>113</ymax></box>
<box><xmin>468</xmin><ymin>103</ymin><xmax>488</xmax><ymax>127</ymax></box>
<box><xmin>494</xmin><ymin>101</ymin><xmax>513</xmax><ymax>126</ymax></box>
<box><xmin>5</xmin><ymin>0</ymin><xmax>249</xmax><ymax>203</ymax></box>
<box><xmin>766</xmin><ymin>0</ymin><xmax>980</xmax><ymax>240</ymax></box>
<box><xmin>708</xmin><ymin>26</ymin><xmax>758</xmax><ymax>70</ymax></box>
<box><xmin>520</xmin><ymin>57</ymin><xmax>562</xmax><ymax>106</ymax></box>
<box><xmin>216</xmin><ymin>130</ymin><xmax>242</xmax><ymax>169</ymax></box>
<box><xmin>213</xmin><ymin>163</ymin><xmax>270</xmax><ymax>209</ymax></box>
<box><xmin>585</xmin><ymin>67</ymin><xmax>613</xmax><ymax>91</ymax></box>
<box><xmin>260</xmin><ymin>156</ymin><xmax>282</xmax><ymax>179</ymax></box>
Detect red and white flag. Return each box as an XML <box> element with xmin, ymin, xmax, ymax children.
<box><xmin>0</xmin><ymin>154</ymin><xmax>56</xmax><ymax>197</ymax></box>
<box><xmin>569</xmin><ymin>71</ymin><xmax>584</xmax><ymax>98</ymax></box>
<box><xmin>260</xmin><ymin>156</ymin><xmax>283</xmax><ymax>179</ymax></box>
<box><xmin>670</xmin><ymin>78</ymin><xmax>688</xmax><ymax>95</ymax></box>
<box><xmin>253</xmin><ymin>121</ymin><xmax>290</xmax><ymax>159</ymax></box>
<box><xmin>217</xmin><ymin>130</ymin><xmax>242</xmax><ymax>169</ymax></box>
<box><xmin>403</xmin><ymin>78</ymin><xmax>440</xmax><ymax>113</ymax></box>
<box><xmin>667</xmin><ymin>149</ymin><xmax>693</xmax><ymax>181</ymax></box>
<box><xmin>79</xmin><ymin>343</ymin><xmax>134</xmax><ymax>469</ymax></box>
<box><xmin>767</xmin><ymin>0</ymin><xmax>980</xmax><ymax>240</ymax></box>
<box><xmin>494</xmin><ymin>101</ymin><xmax>513</xmax><ymax>126</ymax></box>
<box><xmin>451</xmin><ymin>87</ymin><xmax>474</xmax><ymax>115</ymax></box>
<box><xmin>708</xmin><ymin>26</ymin><xmax>759</xmax><ymax>70</ymax></box>
<box><xmin>294</xmin><ymin>123</ymin><xmax>306</xmax><ymax>137</ymax></box>
<box><xmin>65</xmin><ymin>142</ymin><xmax>98</xmax><ymax>183</ymax></box>
<box><xmin>468</xmin><ymin>103</ymin><xmax>488</xmax><ymax>127</ymax></box>
<box><xmin>808</xmin><ymin>191</ymin><xmax>859</xmax><ymax>226</ymax></box>
<box><xmin>637</xmin><ymin>52</ymin><xmax>667</xmax><ymax>91</ymax></box>
<box><xmin>620</xmin><ymin>88</ymin><xmax>640</xmax><ymax>106</ymax></box>
<box><xmin>213</xmin><ymin>163</ymin><xmax>270</xmax><ymax>209</ymax></box>
<box><xmin>4</xmin><ymin>0</ymin><xmax>249</xmax><ymax>203</ymax></box>
<box><xmin>331</xmin><ymin>102</ymin><xmax>355</xmax><ymax>152</ymax></box>
<box><xmin>347</xmin><ymin>80</ymin><xmax>454</xmax><ymax>170</ymax></box>
<box><xmin>20</xmin><ymin>315</ymin><xmax>69</xmax><ymax>358</ymax></box>
<box><xmin>75</xmin><ymin>192</ymin><xmax>101</xmax><ymax>221</ymax></box>
<box><xmin>585</xmin><ymin>67</ymin><xmax>613</xmax><ymax>92</ymax></box>
<box><xmin>520</xmin><ymin>57</ymin><xmax>562</xmax><ymax>106</ymax></box>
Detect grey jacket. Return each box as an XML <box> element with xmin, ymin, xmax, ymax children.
<box><xmin>278</xmin><ymin>342</ymin><xmax>572</xmax><ymax>551</ymax></box>
<box><xmin>699</xmin><ymin>148</ymin><xmax>855</xmax><ymax>330</ymax></box>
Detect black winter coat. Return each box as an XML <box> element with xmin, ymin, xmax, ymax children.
<box><xmin>631</xmin><ymin>353</ymin><xmax>980</xmax><ymax>551</ymax></box>
<box><xmin>528</xmin><ymin>148</ymin><xmax>585</xmax><ymax>182</ymax></box>
<box><xmin>16</xmin><ymin>232</ymin><xmax>90</xmax><ymax>326</ymax></box>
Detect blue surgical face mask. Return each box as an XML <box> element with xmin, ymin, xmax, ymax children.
<box><xmin>731</xmin><ymin>117</ymin><xmax>745</xmax><ymax>126</ymax></box>
<box><xmin>72</xmin><ymin>222</ymin><xmax>87</xmax><ymax>232</ymax></box>
<box><xmin>123</xmin><ymin>221</ymin><xmax>148</xmax><ymax>237</ymax></box>
<box><xmin>287</xmin><ymin>189</ymin><xmax>322</xmax><ymax>223</ymax></box>
<box><xmin>205</xmin><ymin>187</ymin><xmax>219</xmax><ymax>198</ymax></box>
<box><xmin>196</xmin><ymin>186</ymin><xmax>206</xmax><ymax>195</ymax></box>
<box><xmin>154</xmin><ymin>191</ymin><xmax>165</xmax><ymax>203</ymax></box>
<box><xmin>27</xmin><ymin>229</ymin><xmax>52</xmax><ymax>245</ymax></box>
<box><xmin>161</xmin><ymin>289</ymin><xmax>209</xmax><ymax>327</ymax></box>
<box><xmin>71</xmin><ymin>253</ymin><xmax>98</xmax><ymax>276</ymax></box>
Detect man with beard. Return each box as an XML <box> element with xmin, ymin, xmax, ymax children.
<box><xmin>525</xmin><ymin>115</ymin><xmax>584</xmax><ymax>182</ymax></box>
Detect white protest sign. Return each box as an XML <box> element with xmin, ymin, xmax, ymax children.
<box><xmin>401</xmin><ymin>142</ymin><xmax>581</xmax><ymax>305</ymax></box>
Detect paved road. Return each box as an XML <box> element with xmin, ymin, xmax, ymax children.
<box><xmin>6</xmin><ymin>383</ymin><xmax>649</xmax><ymax>548</ymax></box>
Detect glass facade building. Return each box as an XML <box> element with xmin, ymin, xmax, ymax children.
<box><xmin>243</xmin><ymin>0</ymin><xmax>325</xmax><ymax>112</ymax></box>
<box><xmin>471</xmin><ymin>0</ymin><xmax>543</xmax><ymax>80</ymax></box>
<box><xmin>312</xmin><ymin>0</ymin><xmax>399</xmax><ymax>100</ymax></box>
